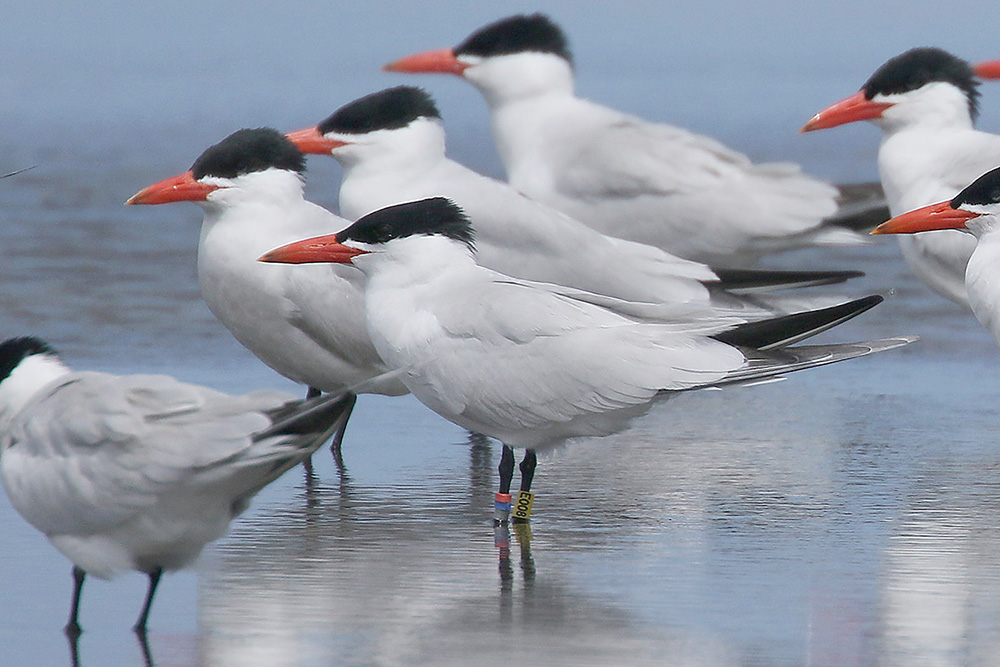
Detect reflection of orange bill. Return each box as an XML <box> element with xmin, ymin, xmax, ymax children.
<box><xmin>513</xmin><ymin>490</ymin><xmax>535</xmax><ymax>522</ymax></box>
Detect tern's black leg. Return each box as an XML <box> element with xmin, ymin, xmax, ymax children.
<box><xmin>133</xmin><ymin>567</ymin><xmax>163</xmax><ymax>634</ymax></box>
<box><xmin>494</xmin><ymin>445</ymin><xmax>516</xmax><ymax>525</ymax></box>
<box><xmin>136</xmin><ymin>627</ymin><xmax>155</xmax><ymax>667</ymax></box>
<box><xmin>302</xmin><ymin>386</ymin><xmax>323</xmax><ymax>479</ymax></box>
<box><xmin>519</xmin><ymin>449</ymin><xmax>537</xmax><ymax>492</ymax></box>
<box><xmin>65</xmin><ymin>566</ymin><xmax>86</xmax><ymax>636</ymax></box>
<box><xmin>512</xmin><ymin>449</ymin><xmax>538</xmax><ymax>524</ymax></box>
<box><xmin>329</xmin><ymin>392</ymin><xmax>358</xmax><ymax>472</ymax></box>
<box><xmin>498</xmin><ymin>445</ymin><xmax>515</xmax><ymax>494</ymax></box>
<box><xmin>66</xmin><ymin>628</ymin><xmax>81</xmax><ymax>667</ymax></box>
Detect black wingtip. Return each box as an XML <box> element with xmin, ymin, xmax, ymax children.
<box><xmin>827</xmin><ymin>181</ymin><xmax>891</xmax><ymax>232</ymax></box>
<box><xmin>712</xmin><ymin>295</ymin><xmax>883</xmax><ymax>351</ymax></box>
<box><xmin>254</xmin><ymin>392</ymin><xmax>356</xmax><ymax>442</ymax></box>
<box><xmin>824</xmin><ymin>204</ymin><xmax>892</xmax><ymax>233</ymax></box>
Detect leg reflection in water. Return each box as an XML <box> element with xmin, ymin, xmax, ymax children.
<box><xmin>496</xmin><ymin>520</ymin><xmax>536</xmax><ymax>626</ymax></box>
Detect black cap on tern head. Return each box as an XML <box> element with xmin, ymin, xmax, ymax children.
<box><xmin>863</xmin><ymin>47</ymin><xmax>980</xmax><ymax>120</ymax></box>
<box><xmin>0</xmin><ymin>336</ymin><xmax>57</xmax><ymax>383</ymax></box>
<box><xmin>337</xmin><ymin>197</ymin><xmax>475</xmax><ymax>252</ymax></box>
<box><xmin>454</xmin><ymin>14</ymin><xmax>572</xmax><ymax>65</ymax></box>
<box><xmin>951</xmin><ymin>166</ymin><xmax>1000</xmax><ymax>209</ymax></box>
<box><xmin>191</xmin><ymin>128</ymin><xmax>306</xmax><ymax>181</ymax></box>
<box><xmin>317</xmin><ymin>87</ymin><xmax>441</xmax><ymax>136</ymax></box>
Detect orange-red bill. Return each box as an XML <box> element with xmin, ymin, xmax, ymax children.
<box><xmin>285</xmin><ymin>127</ymin><xmax>348</xmax><ymax>155</ymax></box>
<box><xmin>974</xmin><ymin>59</ymin><xmax>1000</xmax><ymax>80</ymax></box>
<box><xmin>126</xmin><ymin>171</ymin><xmax>220</xmax><ymax>205</ymax></box>
<box><xmin>871</xmin><ymin>200</ymin><xmax>979</xmax><ymax>235</ymax></box>
<box><xmin>258</xmin><ymin>234</ymin><xmax>369</xmax><ymax>264</ymax></box>
<box><xmin>383</xmin><ymin>48</ymin><xmax>470</xmax><ymax>75</ymax></box>
<box><xmin>800</xmin><ymin>90</ymin><xmax>894</xmax><ymax>132</ymax></box>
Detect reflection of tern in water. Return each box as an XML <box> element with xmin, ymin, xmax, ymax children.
<box><xmin>196</xmin><ymin>377</ymin><xmax>930</xmax><ymax>665</ymax></box>
<box><xmin>200</xmin><ymin>474</ymin><xmax>685</xmax><ymax>666</ymax></box>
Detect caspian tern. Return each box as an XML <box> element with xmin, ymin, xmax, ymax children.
<box><xmin>287</xmin><ymin>86</ymin><xmax>863</xmax><ymax>314</ymax></box>
<box><xmin>801</xmin><ymin>47</ymin><xmax>1000</xmax><ymax>307</ymax></box>
<box><xmin>127</xmin><ymin>128</ymin><xmax>408</xmax><ymax>465</ymax></box>
<box><xmin>382</xmin><ymin>14</ymin><xmax>883</xmax><ymax>267</ymax></box>
<box><xmin>261</xmin><ymin>197</ymin><xmax>915</xmax><ymax>524</ymax></box>
<box><xmin>872</xmin><ymin>166</ymin><xmax>1000</xmax><ymax>343</ymax></box>
<box><xmin>0</xmin><ymin>336</ymin><xmax>354</xmax><ymax>632</ymax></box>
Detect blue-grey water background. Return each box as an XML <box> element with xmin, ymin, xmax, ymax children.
<box><xmin>4</xmin><ymin>1</ymin><xmax>1000</xmax><ymax>665</ymax></box>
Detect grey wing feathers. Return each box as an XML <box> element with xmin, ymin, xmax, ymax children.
<box><xmin>709</xmin><ymin>268</ymin><xmax>865</xmax><ymax>294</ymax></box>
<box><xmin>825</xmin><ymin>181</ymin><xmax>890</xmax><ymax>232</ymax></box>
<box><xmin>2</xmin><ymin>372</ymin><xmax>301</xmax><ymax>535</ymax></box>
<box><xmin>697</xmin><ymin>336</ymin><xmax>918</xmax><ymax>390</ymax></box>
<box><xmin>557</xmin><ymin>116</ymin><xmax>753</xmax><ymax>199</ymax></box>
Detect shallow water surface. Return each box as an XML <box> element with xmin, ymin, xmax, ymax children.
<box><xmin>3</xmin><ymin>2</ymin><xmax>1000</xmax><ymax>665</ymax></box>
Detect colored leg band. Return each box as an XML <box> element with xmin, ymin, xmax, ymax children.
<box><xmin>512</xmin><ymin>490</ymin><xmax>534</xmax><ymax>523</ymax></box>
<box><xmin>494</xmin><ymin>492</ymin><xmax>512</xmax><ymax>524</ymax></box>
